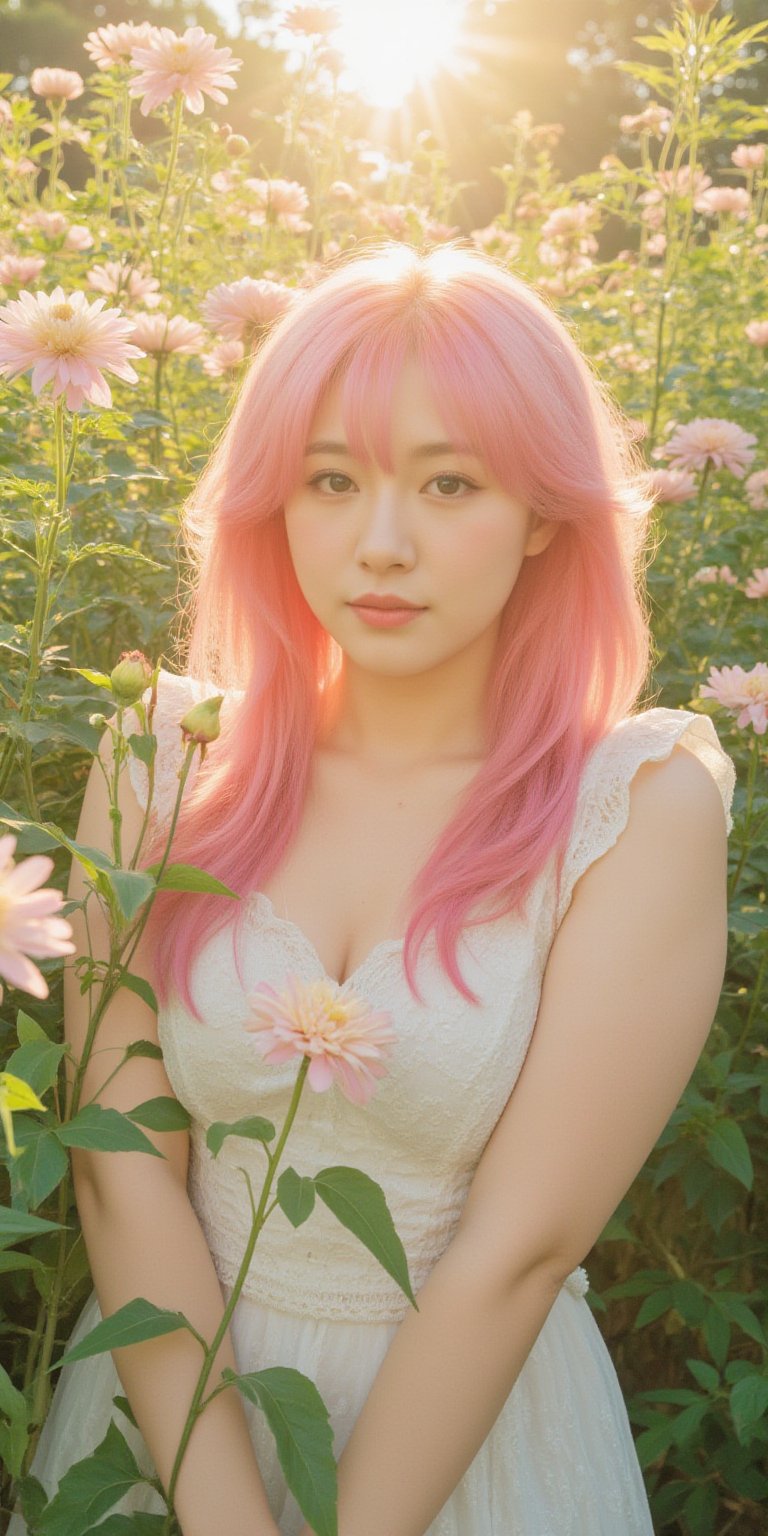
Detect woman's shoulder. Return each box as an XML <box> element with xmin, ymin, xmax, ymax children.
<box><xmin>579</xmin><ymin>705</ymin><xmax>736</xmax><ymax>835</ymax></box>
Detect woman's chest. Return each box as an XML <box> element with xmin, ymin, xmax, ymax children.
<box><xmin>258</xmin><ymin>753</ymin><xmax>482</xmax><ymax>988</ymax></box>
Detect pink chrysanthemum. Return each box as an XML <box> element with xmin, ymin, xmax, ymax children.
<box><xmin>202</xmin><ymin>338</ymin><xmax>245</xmax><ymax>377</ymax></box>
<box><xmin>661</xmin><ymin>418</ymin><xmax>758</xmax><ymax>479</ymax></box>
<box><xmin>244</xmin><ymin>176</ymin><xmax>311</xmax><ymax>226</ymax></box>
<box><xmin>694</xmin><ymin>186</ymin><xmax>750</xmax><ymax>217</ymax></box>
<box><xmin>200</xmin><ymin>277</ymin><xmax>296</xmax><ymax>341</ymax></box>
<box><xmin>16</xmin><ymin>209</ymin><xmax>68</xmax><ymax>238</ymax></box>
<box><xmin>87</xmin><ymin>260</ymin><xmax>161</xmax><ymax>308</ymax></box>
<box><xmin>0</xmin><ymin>284</ymin><xmax>145</xmax><ymax>411</ymax></box>
<box><xmin>244</xmin><ymin>973</ymin><xmax>397</xmax><ymax>1107</ymax></box>
<box><xmin>745</xmin><ymin>320</ymin><xmax>768</xmax><ymax>347</ymax></box>
<box><xmin>744</xmin><ymin>567</ymin><xmax>768</xmax><ymax>599</ymax></box>
<box><xmin>30</xmin><ymin>68</ymin><xmax>84</xmax><ymax>102</ymax></box>
<box><xmin>127</xmin><ymin>312</ymin><xmax>205</xmax><ymax>355</ymax></box>
<box><xmin>0</xmin><ymin>253</ymin><xmax>46</xmax><ymax>286</ymax></box>
<box><xmin>732</xmin><ymin>143</ymin><xmax>766</xmax><ymax>170</ymax></box>
<box><xmin>128</xmin><ymin>25</ymin><xmax>243</xmax><ymax>117</ymax></box>
<box><xmin>83</xmin><ymin>21</ymin><xmax>156</xmax><ymax>70</ymax></box>
<box><xmin>745</xmin><ymin>470</ymin><xmax>768</xmax><ymax>511</ymax></box>
<box><xmin>691</xmin><ymin>565</ymin><xmax>738</xmax><ymax>587</ymax></box>
<box><xmin>0</xmin><ymin>834</ymin><xmax>76</xmax><ymax>1004</ymax></box>
<box><xmin>700</xmin><ymin>663</ymin><xmax>768</xmax><ymax>735</ymax></box>
<box><xmin>649</xmin><ymin>467</ymin><xmax>698</xmax><ymax>504</ymax></box>
<box><xmin>283</xmin><ymin>5</ymin><xmax>342</xmax><ymax>37</ymax></box>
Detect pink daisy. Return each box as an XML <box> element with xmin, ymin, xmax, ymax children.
<box><xmin>744</xmin><ymin>568</ymin><xmax>768</xmax><ymax>599</ymax></box>
<box><xmin>244</xmin><ymin>973</ymin><xmax>397</xmax><ymax>1107</ymax></box>
<box><xmin>127</xmin><ymin>312</ymin><xmax>205</xmax><ymax>355</ymax></box>
<box><xmin>661</xmin><ymin>418</ymin><xmax>758</xmax><ymax>479</ymax></box>
<box><xmin>745</xmin><ymin>470</ymin><xmax>768</xmax><ymax>511</ymax></box>
<box><xmin>0</xmin><ymin>285</ymin><xmax>145</xmax><ymax>411</ymax></box>
<box><xmin>86</xmin><ymin>260</ymin><xmax>161</xmax><ymax>308</ymax></box>
<box><xmin>128</xmin><ymin>25</ymin><xmax>243</xmax><ymax>117</ymax></box>
<box><xmin>83</xmin><ymin>21</ymin><xmax>156</xmax><ymax>70</ymax></box>
<box><xmin>0</xmin><ymin>834</ymin><xmax>76</xmax><ymax>1004</ymax></box>
<box><xmin>700</xmin><ymin>663</ymin><xmax>768</xmax><ymax>735</ymax></box>
<box><xmin>732</xmin><ymin>144</ymin><xmax>766</xmax><ymax>170</ymax></box>
<box><xmin>30</xmin><ymin>68</ymin><xmax>84</xmax><ymax>102</ymax></box>
<box><xmin>745</xmin><ymin>321</ymin><xmax>768</xmax><ymax>347</ymax></box>
<box><xmin>649</xmin><ymin>467</ymin><xmax>698</xmax><ymax>504</ymax></box>
<box><xmin>0</xmin><ymin>254</ymin><xmax>46</xmax><ymax>286</ymax></box>
<box><xmin>200</xmin><ymin>277</ymin><xmax>296</xmax><ymax>342</ymax></box>
<box><xmin>694</xmin><ymin>186</ymin><xmax>750</xmax><ymax>218</ymax></box>
<box><xmin>202</xmin><ymin>338</ymin><xmax>245</xmax><ymax>377</ymax></box>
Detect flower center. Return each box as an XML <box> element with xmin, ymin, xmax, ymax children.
<box><xmin>51</xmin><ymin>303</ymin><xmax>74</xmax><ymax>322</ymax></box>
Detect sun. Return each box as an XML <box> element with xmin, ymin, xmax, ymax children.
<box><xmin>329</xmin><ymin>0</ymin><xmax>468</xmax><ymax>110</ymax></box>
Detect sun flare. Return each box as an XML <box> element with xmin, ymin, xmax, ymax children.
<box><xmin>330</xmin><ymin>0</ymin><xmax>468</xmax><ymax>110</ymax></box>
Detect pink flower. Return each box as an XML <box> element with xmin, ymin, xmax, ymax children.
<box><xmin>694</xmin><ymin>186</ymin><xmax>751</xmax><ymax>218</ymax></box>
<box><xmin>0</xmin><ymin>254</ymin><xmax>46</xmax><ymax>286</ymax></box>
<box><xmin>0</xmin><ymin>834</ymin><xmax>76</xmax><ymax>1004</ymax></box>
<box><xmin>244</xmin><ymin>973</ymin><xmax>397</xmax><ymax>1107</ymax></box>
<box><xmin>661</xmin><ymin>418</ymin><xmax>758</xmax><ymax>479</ymax></box>
<box><xmin>64</xmin><ymin>225</ymin><xmax>94</xmax><ymax>252</ymax></box>
<box><xmin>127</xmin><ymin>312</ymin><xmax>205</xmax><ymax>355</ymax></box>
<box><xmin>202</xmin><ymin>338</ymin><xmax>245</xmax><ymax>377</ymax></box>
<box><xmin>620</xmin><ymin>103</ymin><xmax>671</xmax><ymax>138</ymax></box>
<box><xmin>16</xmin><ymin>210</ymin><xmax>68</xmax><ymax>238</ymax></box>
<box><xmin>745</xmin><ymin>470</ymin><xmax>768</xmax><ymax>510</ymax></box>
<box><xmin>244</xmin><ymin>177</ymin><xmax>310</xmax><ymax>227</ymax></box>
<box><xmin>87</xmin><ymin>260</ymin><xmax>161</xmax><ymax>308</ymax></box>
<box><xmin>691</xmin><ymin>564</ymin><xmax>738</xmax><ymax>586</ymax></box>
<box><xmin>745</xmin><ymin>320</ymin><xmax>768</xmax><ymax>347</ymax></box>
<box><xmin>649</xmin><ymin>468</ymin><xmax>698</xmax><ymax>504</ymax></box>
<box><xmin>128</xmin><ymin>25</ymin><xmax>243</xmax><ymax>117</ymax></box>
<box><xmin>541</xmin><ymin>202</ymin><xmax>599</xmax><ymax>239</ymax></box>
<box><xmin>200</xmin><ymin>277</ymin><xmax>296</xmax><ymax>341</ymax></box>
<box><xmin>744</xmin><ymin>567</ymin><xmax>768</xmax><ymax>599</ymax></box>
<box><xmin>0</xmin><ymin>285</ymin><xmax>145</xmax><ymax>411</ymax></box>
<box><xmin>700</xmin><ymin>663</ymin><xmax>768</xmax><ymax>735</ymax></box>
<box><xmin>283</xmin><ymin>5</ymin><xmax>342</xmax><ymax>37</ymax></box>
<box><xmin>83</xmin><ymin>21</ymin><xmax>156</xmax><ymax>70</ymax></box>
<box><xmin>731</xmin><ymin>144</ymin><xmax>766</xmax><ymax>170</ymax></box>
<box><xmin>657</xmin><ymin>166</ymin><xmax>712</xmax><ymax>198</ymax></box>
<box><xmin>30</xmin><ymin>68</ymin><xmax>84</xmax><ymax>102</ymax></box>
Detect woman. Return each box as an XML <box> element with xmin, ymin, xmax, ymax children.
<box><xmin>12</xmin><ymin>241</ymin><xmax>735</xmax><ymax>1535</ymax></box>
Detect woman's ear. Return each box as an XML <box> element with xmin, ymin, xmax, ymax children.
<box><xmin>524</xmin><ymin>515</ymin><xmax>560</xmax><ymax>558</ymax></box>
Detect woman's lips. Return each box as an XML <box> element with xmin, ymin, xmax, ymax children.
<box><xmin>348</xmin><ymin>604</ymin><xmax>427</xmax><ymax>628</ymax></box>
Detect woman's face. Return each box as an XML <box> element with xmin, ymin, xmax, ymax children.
<box><xmin>283</xmin><ymin>355</ymin><xmax>557</xmax><ymax>679</ymax></box>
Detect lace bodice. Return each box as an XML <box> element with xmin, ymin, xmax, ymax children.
<box><xmin>125</xmin><ymin>669</ymin><xmax>736</xmax><ymax>1323</ymax></box>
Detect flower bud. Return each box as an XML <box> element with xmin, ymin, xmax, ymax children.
<box><xmin>110</xmin><ymin>650</ymin><xmax>154</xmax><ymax>707</ymax></box>
<box><xmin>685</xmin><ymin>0</ymin><xmax>717</xmax><ymax>14</ymax></box>
<box><xmin>89</xmin><ymin>712</ymin><xmax>109</xmax><ymax>730</ymax></box>
<box><xmin>225</xmin><ymin>134</ymin><xmax>250</xmax><ymax>158</ymax></box>
<box><xmin>179</xmin><ymin>695</ymin><xmax>224</xmax><ymax>746</ymax></box>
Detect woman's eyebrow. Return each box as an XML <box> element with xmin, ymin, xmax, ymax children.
<box><xmin>304</xmin><ymin>439</ymin><xmax>475</xmax><ymax>458</ymax></box>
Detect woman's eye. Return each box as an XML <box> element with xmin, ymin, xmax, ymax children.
<box><xmin>309</xmin><ymin>471</ymin><xmax>354</xmax><ymax>494</ymax></box>
<box><xmin>428</xmin><ymin>473</ymin><xmax>476</xmax><ymax>497</ymax></box>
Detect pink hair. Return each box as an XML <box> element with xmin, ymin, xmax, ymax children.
<box><xmin>138</xmin><ymin>239</ymin><xmax>656</xmax><ymax>1017</ymax></box>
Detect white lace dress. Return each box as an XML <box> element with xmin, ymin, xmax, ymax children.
<box><xmin>9</xmin><ymin>668</ymin><xmax>737</xmax><ymax>1536</ymax></box>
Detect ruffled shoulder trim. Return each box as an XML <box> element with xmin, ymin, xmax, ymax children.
<box><xmin>554</xmin><ymin>708</ymin><xmax>737</xmax><ymax>931</ymax></box>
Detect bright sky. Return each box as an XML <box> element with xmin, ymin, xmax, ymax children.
<box><xmin>204</xmin><ymin>0</ymin><xmax>472</xmax><ymax>111</ymax></box>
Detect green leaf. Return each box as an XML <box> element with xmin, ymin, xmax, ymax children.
<box><xmin>16</xmin><ymin>1010</ymin><xmax>50</xmax><ymax>1045</ymax></box>
<box><xmin>101</xmin><ymin>866</ymin><xmax>156</xmax><ymax>923</ymax></box>
<box><xmin>703</xmin><ymin>1304</ymin><xmax>731</xmax><ymax>1370</ymax></box>
<box><xmin>206</xmin><ymin>1115</ymin><xmax>275</xmax><ymax>1156</ymax></box>
<box><xmin>119</xmin><ymin>971</ymin><xmax>159</xmax><ymax>1014</ymax></box>
<box><xmin>671</xmin><ymin>1398</ymin><xmax>710</xmax><ymax>1445</ymax></box>
<box><xmin>8</xmin><ymin>1121</ymin><xmax>70</xmax><ymax>1208</ymax></box>
<box><xmin>636</xmin><ymin>1416</ymin><xmax>677</xmax><ymax>1467</ymax></box>
<box><xmin>34</xmin><ymin>1419</ymin><xmax>149</xmax><ymax>1535</ymax></box>
<box><xmin>0</xmin><ymin>1360</ymin><xmax>29</xmax><ymax>1424</ymax></box>
<box><xmin>52</xmin><ymin>1297</ymin><xmax>193</xmax><ymax>1369</ymax></box>
<box><xmin>277</xmin><ymin>1166</ymin><xmax>316</xmax><ymax>1228</ymax></box>
<box><xmin>224</xmin><ymin>1365</ymin><xmax>338</xmax><ymax>1536</ymax></box>
<box><xmin>3</xmin><ymin>1037</ymin><xmax>66</xmax><ymax>1098</ymax></box>
<box><xmin>56</xmin><ymin>1105</ymin><xmax>166</xmax><ymax>1160</ymax></box>
<box><xmin>314</xmin><ymin>1165</ymin><xmax>418</xmax><ymax>1309</ymax></box>
<box><xmin>149</xmin><ymin>861</ymin><xmax>240</xmax><ymax>898</ymax></box>
<box><xmin>686</xmin><ymin>1358</ymin><xmax>720</xmax><ymax>1395</ymax></box>
<box><xmin>126</xmin><ymin>1096</ymin><xmax>192</xmax><ymax>1132</ymax></box>
<box><xmin>0</xmin><ymin>1204</ymin><xmax>67</xmax><ymax>1251</ymax></box>
<box><xmin>634</xmin><ymin>1289</ymin><xmax>674</xmax><ymax>1329</ymax></box>
<box><xmin>730</xmin><ymin>1374</ymin><xmax>768</xmax><ymax>1446</ymax></box>
<box><xmin>0</xmin><ymin>1413</ymin><xmax>31</xmax><ymax>1479</ymax></box>
<box><xmin>706</xmin><ymin>1119</ymin><xmax>753</xmax><ymax>1189</ymax></box>
<box><xmin>80</xmin><ymin>1516</ymin><xmax>168</xmax><ymax>1534</ymax></box>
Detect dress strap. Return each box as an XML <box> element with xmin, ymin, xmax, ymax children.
<box><xmin>554</xmin><ymin>709</ymin><xmax>737</xmax><ymax>932</ymax></box>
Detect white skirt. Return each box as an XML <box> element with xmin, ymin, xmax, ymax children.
<box><xmin>8</xmin><ymin>1275</ymin><xmax>655</xmax><ymax>1535</ymax></box>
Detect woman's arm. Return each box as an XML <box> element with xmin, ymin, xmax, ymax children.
<box><xmin>63</xmin><ymin>732</ymin><xmax>280</xmax><ymax>1536</ymax></box>
<box><xmin>297</xmin><ymin>744</ymin><xmax>729</xmax><ymax>1536</ymax></box>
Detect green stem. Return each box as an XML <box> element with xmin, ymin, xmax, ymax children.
<box><xmin>728</xmin><ymin>731</ymin><xmax>761</xmax><ymax>901</ymax></box>
<box><xmin>155</xmin><ymin>92</ymin><xmax>185</xmax><ymax>291</ymax></box>
<box><xmin>162</xmin><ymin>1056</ymin><xmax>311</xmax><ymax>1526</ymax></box>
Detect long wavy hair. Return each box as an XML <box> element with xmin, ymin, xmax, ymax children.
<box><xmin>136</xmin><ymin>239</ymin><xmax>657</xmax><ymax>1018</ymax></box>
